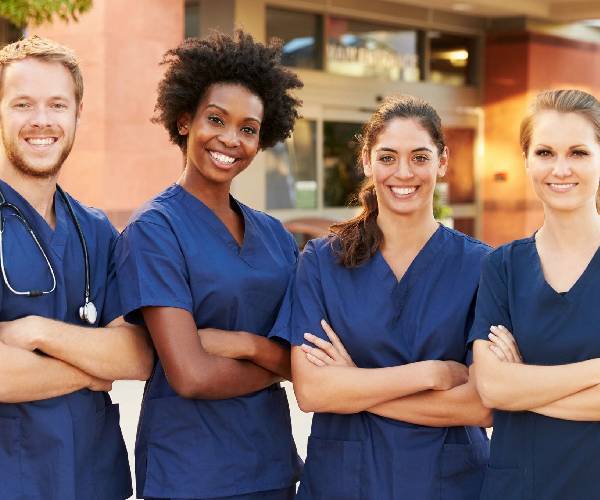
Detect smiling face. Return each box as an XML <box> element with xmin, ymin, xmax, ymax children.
<box><xmin>526</xmin><ymin>110</ymin><xmax>600</xmax><ymax>213</ymax></box>
<box><xmin>363</xmin><ymin>117</ymin><xmax>447</xmax><ymax>218</ymax></box>
<box><xmin>178</xmin><ymin>83</ymin><xmax>263</xmax><ymax>187</ymax></box>
<box><xmin>0</xmin><ymin>57</ymin><xmax>80</xmax><ymax>179</ymax></box>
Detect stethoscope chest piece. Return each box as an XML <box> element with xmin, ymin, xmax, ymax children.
<box><xmin>79</xmin><ymin>301</ymin><xmax>97</xmax><ymax>325</ymax></box>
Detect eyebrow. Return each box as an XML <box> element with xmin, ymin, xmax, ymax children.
<box><xmin>206</xmin><ymin>103</ymin><xmax>261</xmax><ymax>124</ymax></box>
<box><xmin>375</xmin><ymin>147</ymin><xmax>433</xmax><ymax>153</ymax></box>
<box><xmin>534</xmin><ymin>143</ymin><xmax>589</xmax><ymax>149</ymax></box>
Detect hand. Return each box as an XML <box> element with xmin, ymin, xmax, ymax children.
<box><xmin>488</xmin><ymin>325</ymin><xmax>523</xmax><ymax>363</ymax></box>
<box><xmin>301</xmin><ymin>319</ymin><xmax>356</xmax><ymax>368</ymax></box>
<box><xmin>0</xmin><ymin>315</ymin><xmax>44</xmax><ymax>351</ymax></box>
<box><xmin>87</xmin><ymin>375</ymin><xmax>113</xmax><ymax>392</ymax></box>
<box><xmin>198</xmin><ymin>328</ymin><xmax>251</xmax><ymax>359</ymax></box>
<box><xmin>430</xmin><ymin>360</ymin><xmax>469</xmax><ymax>390</ymax></box>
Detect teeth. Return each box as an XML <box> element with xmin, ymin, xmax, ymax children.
<box><xmin>210</xmin><ymin>151</ymin><xmax>235</xmax><ymax>164</ymax></box>
<box><xmin>27</xmin><ymin>137</ymin><xmax>55</xmax><ymax>146</ymax></box>
<box><xmin>549</xmin><ymin>183</ymin><xmax>576</xmax><ymax>191</ymax></box>
<box><xmin>391</xmin><ymin>186</ymin><xmax>417</xmax><ymax>196</ymax></box>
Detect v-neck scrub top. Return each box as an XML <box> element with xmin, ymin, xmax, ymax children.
<box><xmin>0</xmin><ymin>180</ymin><xmax>132</xmax><ymax>500</ymax></box>
<box><xmin>468</xmin><ymin>237</ymin><xmax>600</xmax><ymax>500</ymax></box>
<box><xmin>114</xmin><ymin>184</ymin><xmax>302</xmax><ymax>499</ymax></box>
<box><xmin>278</xmin><ymin>225</ymin><xmax>491</xmax><ymax>500</ymax></box>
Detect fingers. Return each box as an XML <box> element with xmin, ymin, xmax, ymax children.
<box><xmin>320</xmin><ymin>320</ymin><xmax>353</xmax><ymax>364</ymax></box>
<box><xmin>304</xmin><ymin>332</ymin><xmax>340</xmax><ymax>361</ymax></box>
<box><xmin>301</xmin><ymin>341</ymin><xmax>335</xmax><ymax>366</ymax></box>
<box><xmin>488</xmin><ymin>325</ymin><xmax>522</xmax><ymax>363</ymax></box>
<box><xmin>488</xmin><ymin>343</ymin><xmax>508</xmax><ymax>362</ymax></box>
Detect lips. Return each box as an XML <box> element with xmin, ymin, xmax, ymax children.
<box><xmin>547</xmin><ymin>183</ymin><xmax>577</xmax><ymax>193</ymax></box>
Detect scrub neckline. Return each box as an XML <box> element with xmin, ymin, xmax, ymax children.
<box><xmin>374</xmin><ymin>223</ymin><xmax>444</xmax><ymax>287</ymax></box>
<box><xmin>173</xmin><ymin>183</ymin><xmax>255</xmax><ymax>256</ymax></box>
<box><xmin>530</xmin><ymin>233</ymin><xmax>600</xmax><ymax>299</ymax></box>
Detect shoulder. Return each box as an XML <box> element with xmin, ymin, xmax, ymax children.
<box><xmin>63</xmin><ymin>192</ymin><xmax>117</xmax><ymax>240</ymax></box>
<box><xmin>440</xmin><ymin>225</ymin><xmax>491</xmax><ymax>255</ymax></box>
<box><xmin>126</xmin><ymin>184</ymin><xmax>183</xmax><ymax>229</ymax></box>
<box><xmin>238</xmin><ymin>201</ymin><xmax>297</xmax><ymax>248</ymax></box>
<box><xmin>481</xmin><ymin>236</ymin><xmax>535</xmax><ymax>280</ymax></box>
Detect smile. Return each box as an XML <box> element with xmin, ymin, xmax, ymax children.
<box><xmin>547</xmin><ymin>183</ymin><xmax>577</xmax><ymax>192</ymax></box>
<box><xmin>390</xmin><ymin>186</ymin><xmax>418</xmax><ymax>197</ymax></box>
<box><xmin>25</xmin><ymin>137</ymin><xmax>57</xmax><ymax>146</ymax></box>
<box><xmin>209</xmin><ymin>151</ymin><xmax>237</xmax><ymax>165</ymax></box>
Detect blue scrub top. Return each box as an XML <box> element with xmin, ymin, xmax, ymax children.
<box><xmin>114</xmin><ymin>184</ymin><xmax>302</xmax><ymax>499</ymax></box>
<box><xmin>468</xmin><ymin>237</ymin><xmax>600</xmax><ymax>500</ymax></box>
<box><xmin>278</xmin><ymin>225</ymin><xmax>490</xmax><ymax>500</ymax></box>
<box><xmin>0</xmin><ymin>180</ymin><xmax>132</xmax><ymax>500</ymax></box>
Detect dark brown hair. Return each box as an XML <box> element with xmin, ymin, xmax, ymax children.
<box><xmin>520</xmin><ymin>89</ymin><xmax>600</xmax><ymax>211</ymax></box>
<box><xmin>330</xmin><ymin>95</ymin><xmax>445</xmax><ymax>268</ymax></box>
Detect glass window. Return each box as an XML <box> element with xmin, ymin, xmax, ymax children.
<box><xmin>184</xmin><ymin>0</ymin><xmax>200</xmax><ymax>38</ymax></box>
<box><xmin>326</xmin><ymin>17</ymin><xmax>419</xmax><ymax>82</ymax></box>
<box><xmin>0</xmin><ymin>18</ymin><xmax>20</xmax><ymax>47</ymax></box>
<box><xmin>429</xmin><ymin>32</ymin><xmax>477</xmax><ymax>86</ymax></box>
<box><xmin>323</xmin><ymin>121</ymin><xmax>364</xmax><ymax>207</ymax></box>
<box><xmin>266</xmin><ymin>8</ymin><xmax>323</xmax><ymax>69</ymax></box>
<box><xmin>265</xmin><ymin>119</ymin><xmax>318</xmax><ymax>210</ymax></box>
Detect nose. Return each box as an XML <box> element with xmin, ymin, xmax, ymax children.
<box><xmin>218</xmin><ymin>127</ymin><xmax>241</xmax><ymax>148</ymax></box>
<box><xmin>394</xmin><ymin>157</ymin><xmax>414</xmax><ymax>179</ymax></box>
<box><xmin>552</xmin><ymin>157</ymin><xmax>573</xmax><ymax>178</ymax></box>
<box><xmin>29</xmin><ymin>106</ymin><xmax>52</xmax><ymax>128</ymax></box>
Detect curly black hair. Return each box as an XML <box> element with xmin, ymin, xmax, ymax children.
<box><xmin>152</xmin><ymin>30</ymin><xmax>303</xmax><ymax>151</ymax></box>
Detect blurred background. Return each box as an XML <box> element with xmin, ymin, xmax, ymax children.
<box><xmin>3</xmin><ymin>0</ymin><xmax>600</xmax><ymax>496</ymax></box>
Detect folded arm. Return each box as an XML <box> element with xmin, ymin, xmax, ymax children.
<box><xmin>532</xmin><ymin>385</ymin><xmax>600</xmax><ymax>421</ymax></box>
<box><xmin>0</xmin><ymin>315</ymin><xmax>153</xmax><ymax>381</ymax></box>
<box><xmin>198</xmin><ymin>328</ymin><xmax>291</xmax><ymax>380</ymax></box>
<box><xmin>0</xmin><ymin>341</ymin><xmax>111</xmax><ymax>403</ymax></box>
<box><xmin>473</xmin><ymin>338</ymin><xmax>600</xmax><ymax>411</ymax></box>
<box><xmin>144</xmin><ymin>307</ymin><xmax>280</xmax><ymax>400</ymax></box>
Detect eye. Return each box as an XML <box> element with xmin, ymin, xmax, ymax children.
<box><xmin>13</xmin><ymin>102</ymin><xmax>30</xmax><ymax>109</ymax></box>
<box><xmin>241</xmin><ymin>126</ymin><xmax>257</xmax><ymax>135</ymax></box>
<box><xmin>571</xmin><ymin>149</ymin><xmax>589</xmax><ymax>157</ymax></box>
<box><xmin>412</xmin><ymin>155</ymin><xmax>431</xmax><ymax>163</ymax></box>
<box><xmin>534</xmin><ymin>148</ymin><xmax>553</xmax><ymax>158</ymax></box>
<box><xmin>378</xmin><ymin>155</ymin><xmax>395</xmax><ymax>163</ymax></box>
<box><xmin>52</xmin><ymin>103</ymin><xmax>68</xmax><ymax>110</ymax></box>
<box><xmin>208</xmin><ymin>115</ymin><xmax>224</xmax><ymax>126</ymax></box>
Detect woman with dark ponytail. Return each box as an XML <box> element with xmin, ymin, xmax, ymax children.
<box><xmin>274</xmin><ymin>95</ymin><xmax>492</xmax><ymax>499</ymax></box>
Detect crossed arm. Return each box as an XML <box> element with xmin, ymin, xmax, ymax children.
<box><xmin>292</xmin><ymin>321</ymin><xmax>491</xmax><ymax>427</ymax></box>
<box><xmin>0</xmin><ymin>315</ymin><xmax>154</xmax><ymax>403</ymax></box>
<box><xmin>141</xmin><ymin>306</ymin><xmax>290</xmax><ymax>400</ymax></box>
<box><xmin>473</xmin><ymin>325</ymin><xmax>600</xmax><ymax>420</ymax></box>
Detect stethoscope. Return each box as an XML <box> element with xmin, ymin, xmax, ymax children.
<box><xmin>0</xmin><ymin>185</ymin><xmax>97</xmax><ymax>325</ymax></box>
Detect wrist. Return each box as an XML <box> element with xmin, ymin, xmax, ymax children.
<box><xmin>422</xmin><ymin>360</ymin><xmax>442</xmax><ymax>390</ymax></box>
<box><xmin>24</xmin><ymin>316</ymin><xmax>46</xmax><ymax>351</ymax></box>
<box><xmin>236</xmin><ymin>331</ymin><xmax>258</xmax><ymax>360</ymax></box>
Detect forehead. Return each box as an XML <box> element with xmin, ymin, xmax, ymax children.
<box><xmin>373</xmin><ymin>117</ymin><xmax>435</xmax><ymax>150</ymax></box>
<box><xmin>532</xmin><ymin>110</ymin><xmax>598</xmax><ymax>146</ymax></box>
<box><xmin>1</xmin><ymin>57</ymin><xmax>76</xmax><ymax>101</ymax></box>
<box><xmin>198</xmin><ymin>82</ymin><xmax>264</xmax><ymax>120</ymax></box>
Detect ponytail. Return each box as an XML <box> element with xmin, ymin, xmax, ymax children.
<box><xmin>330</xmin><ymin>179</ymin><xmax>382</xmax><ymax>267</ymax></box>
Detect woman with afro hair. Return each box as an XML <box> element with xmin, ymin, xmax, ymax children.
<box><xmin>113</xmin><ymin>30</ymin><xmax>303</xmax><ymax>500</ymax></box>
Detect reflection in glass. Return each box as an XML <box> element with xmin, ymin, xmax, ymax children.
<box><xmin>324</xmin><ymin>122</ymin><xmax>364</xmax><ymax>207</ymax></box>
<box><xmin>265</xmin><ymin>119</ymin><xmax>318</xmax><ymax>210</ymax></box>
<box><xmin>326</xmin><ymin>17</ymin><xmax>419</xmax><ymax>82</ymax></box>
<box><xmin>429</xmin><ymin>32</ymin><xmax>477</xmax><ymax>86</ymax></box>
<box><xmin>266</xmin><ymin>8</ymin><xmax>323</xmax><ymax>69</ymax></box>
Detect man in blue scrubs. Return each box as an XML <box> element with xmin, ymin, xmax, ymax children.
<box><xmin>0</xmin><ymin>36</ymin><xmax>153</xmax><ymax>499</ymax></box>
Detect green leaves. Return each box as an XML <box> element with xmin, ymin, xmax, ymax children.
<box><xmin>0</xmin><ymin>0</ymin><xmax>92</xmax><ymax>28</ymax></box>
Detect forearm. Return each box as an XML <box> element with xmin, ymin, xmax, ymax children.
<box><xmin>474</xmin><ymin>341</ymin><xmax>600</xmax><ymax>411</ymax></box>
<box><xmin>368</xmin><ymin>380</ymin><xmax>492</xmax><ymax>427</ymax></box>
<box><xmin>0</xmin><ymin>343</ymin><xmax>92</xmax><ymax>403</ymax></box>
<box><xmin>171</xmin><ymin>355</ymin><xmax>281</xmax><ymax>400</ymax></box>
<box><xmin>33</xmin><ymin>318</ymin><xmax>153</xmax><ymax>381</ymax></box>
<box><xmin>293</xmin><ymin>352</ymin><xmax>438</xmax><ymax>414</ymax></box>
<box><xmin>532</xmin><ymin>384</ymin><xmax>600</xmax><ymax>421</ymax></box>
<box><xmin>240</xmin><ymin>333</ymin><xmax>291</xmax><ymax>380</ymax></box>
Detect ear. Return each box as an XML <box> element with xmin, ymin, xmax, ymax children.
<box><xmin>177</xmin><ymin>113</ymin><xmax>191</xmax><ymax>136</ymax></box>
<box><xmin>76</xmin><ymin>101</ymin><xmax>83</xmax><ymax>122</ymax></box>
<box><xmin>523</xmin><ymin>150</ymin><xmax>529</xmax><ymax>169</ymax></box>
<box><xmin>437</xmin><ymin>146</ymin><xmax>449</xmax><ymax>178</ymax></box>
<box><xmin>362</xmin><ymin>148</ymin><xmax>372</xmax><ymax>177</ymax></box>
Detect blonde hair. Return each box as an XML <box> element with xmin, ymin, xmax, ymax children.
<box><xmin>520</xmin><ymin>89</ymin><xmax>600</xmax><ymax>211</ymax></box>
<box><xmin>0</xmin><ymin>35</ymin><xmax>83</xmax><ymax>104</ymax></box>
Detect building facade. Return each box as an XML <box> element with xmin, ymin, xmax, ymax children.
<box><xmin>18</xmin><ymin>0</ymin><xmax>600</xmax><ymax>246</ymax></box>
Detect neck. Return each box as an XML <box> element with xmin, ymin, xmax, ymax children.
<box><xmin>538</xmin><ymin>203</ymin><xmax>600</xmax><ymax>250</ymax></box>
<box><xmin>177</xmin><ymin>165</ymin><xmax>232</xmax><ymax>213</ymax></box>
<box><xmin>0</xmin><ymin>163</ymin><xmax>57</xmax><ymax>225</ymax></box>
<box><xmin>377</xmin><ymin>206</ymin><xmax>439</xmax><ymax>252</ymax></box>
